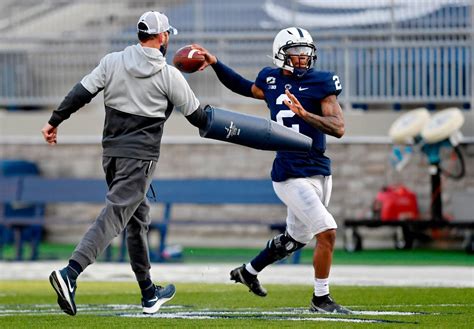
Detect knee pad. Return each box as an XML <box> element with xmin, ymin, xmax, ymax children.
<box><xmin>268</xmin><ymin>231</ymin><xmax>306</xmax><ymax>261</ymax></box>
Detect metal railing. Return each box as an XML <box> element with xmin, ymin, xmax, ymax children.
<box><xmin>0</xmin><ymin>0</ymin><xmax>472</xmax><ymax>109</ymax></box>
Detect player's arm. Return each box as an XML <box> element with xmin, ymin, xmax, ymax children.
<box><xmin>284</xmin><ymin>90</ymin><xmax>345</xmax><ymax>138</ymax></box>
<box><xmin>210</xmin><ymin>60</ymin><xmax>265</xmax><ymax>99</ymax></box>
<box><xmin>193</xmin><ymin>45</ymin><xmax>265</xmax><ymax>100</ymax></box>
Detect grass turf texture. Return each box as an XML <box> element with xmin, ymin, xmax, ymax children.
<box><xmin>2</xmin><ymin>243</ymin><xmax>473</xmax><ymax>266</ymax></box>
<box><xmin>0</xmin><ymin>281</ymin><xmax>472</xmax><ymax>328</ymax></box>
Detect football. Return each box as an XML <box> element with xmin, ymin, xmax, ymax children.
<box><xmin>172</xmin><ymin>45</ymin><xmax>205</xmax><ymax>73</ymax></box>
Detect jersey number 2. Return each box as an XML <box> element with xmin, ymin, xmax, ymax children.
<box><xmin>275</xmin><ymin>94</ymin><xmax>300</xmax><ymax>132</ymax></box>
<box><xmin>333</xmin><ymin>75</ymin><xmax>342</xmax><ymax>90</ymax></box>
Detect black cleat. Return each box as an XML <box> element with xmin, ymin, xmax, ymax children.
<box><xmin>230</xmin><ymin>264</ymin><xmax>267</xmax><ymax>297</ymax></box>
<box><xmin>310</xmin><ymin>294</ymin><xmax>352</xmax><ymax>314</ymax></box>
<box><xmin>49</xmin><ymin>268</ymin><xmax>77</xmax><ymax>316</ymax></box>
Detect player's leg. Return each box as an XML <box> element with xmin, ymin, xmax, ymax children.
<box><xmin>310</xmin><ymin>229</ymin><xmax>350</xmax><ymax>314</ymax></box>
<box><xmin>230</xmin><ymin>183</ymin><xmax>307</xmax><ymax>296</ymax></box>
<box><xmin>251</xmin><ymin>229</ymin><xmax>306</xmax><ymax>270</ymax></box>
<box><xmin>273</xmin><ymin>176</ymin><xmax>351</xmax><ymax>314</ymax></box>
<box><xmin>230</xmin><ymin>227</ymin><xmax>305</xmax><ymax>296</ymax></box>
<box><xmin>311</xmin><ymin>228</ymin><xmax>351</xmax><ymax>313</ymax></box>
<box><xmin>49</xmin><ymin>157</ymin><xmax>152</xmax><ymax>315</ymax></box>
<box><xmin>126</xmin><ymin>199</ymin><xmax>175</xmax><ymax>314</ymax></box>
<box><xmin>313</xmin><ymin>228</ymin><xmax>335</xmax><ymax>282</ymax></box>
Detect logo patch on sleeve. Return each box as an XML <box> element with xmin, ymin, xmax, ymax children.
<box><xmin>266</xmin><ymin>77</ymin><xmax>276</xmax><ymax>84</ymax></box>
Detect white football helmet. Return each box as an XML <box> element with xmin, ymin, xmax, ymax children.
<box><xmin>272</xmin><ymin>27</ymin><xmax>317</xmax><ymax>77</ymax></box>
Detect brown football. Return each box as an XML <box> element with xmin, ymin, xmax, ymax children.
<box><xmin>172</xmin><ymin>45</ymin><xmax>205</xmax><ymax>73</ymax></box>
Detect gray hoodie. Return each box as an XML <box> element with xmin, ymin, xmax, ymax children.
<box><xmin>76</xmin><ymin>43</ymin><xmax>200</xmax><ymax>160</ymax></box>
<box><xmin>82</xmin><ymin>43</ymin><xmax>199</xmax><ymax>118</ymax></box>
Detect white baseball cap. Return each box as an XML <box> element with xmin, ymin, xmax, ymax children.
<box><xmin>137</xmin><ymin>11</ymin><xmax>178</xmax><ymax>35</ymax></box>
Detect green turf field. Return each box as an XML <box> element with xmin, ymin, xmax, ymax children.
<box><xmin>2</xmin><ymin>243</ymin><xmax>473</xmax><ymax>266</ymax></box>
<box><xmin>0</xmin><ymin>281</ymin><xmax>472</xmax><ymax>328</ymax></box>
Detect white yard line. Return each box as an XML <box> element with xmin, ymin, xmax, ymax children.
<box><xmin>0</xmin><ymin>262</ymin><xmax>472</xmax><ymax>287</ymax></box>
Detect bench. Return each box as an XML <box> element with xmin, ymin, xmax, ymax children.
<box><xmin>0</xmin><ymin>177</ymin><xmax>107</xmax><ymax>260</ymax></box>
<box><xmin>0</xmin><ymin>177</ymin><xmax>44</xmax><ymax>260</ymax></box>
<box><xmin>343</xmin><ymin>218</ymin><xmax>474</xmax><ymax>253</ymax></box>
<box><xmin>0</xmin><ymin>177</ymin><xmax>300</xmax><ymax>262</ymax></box>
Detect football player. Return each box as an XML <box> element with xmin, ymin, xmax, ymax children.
<box><xmin>195</xmin><ymin>26</ymin><xmax>350</xmax><ymax>314</ymax></box>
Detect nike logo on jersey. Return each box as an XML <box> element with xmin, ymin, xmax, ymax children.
<box><xmin>299</xmin><ymin>87</ymin><xmax>309</xmax><ymax>91</ymax></box>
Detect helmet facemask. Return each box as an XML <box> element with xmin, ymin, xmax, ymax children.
<box><xmin>281</xmin><ymin>44</ymin><xmax>317</xmax><ymax>77</ymax></box>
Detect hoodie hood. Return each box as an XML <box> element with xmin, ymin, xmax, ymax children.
<box><xmin>123</xmin><ymin>44</ymin><xmax>166</xmax><ymax>78</ymax></box>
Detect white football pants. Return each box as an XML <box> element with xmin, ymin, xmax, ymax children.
<box><xmin>272</xmin><ymin>175</ymin><xmax>337</xmax><ymax>244</ymax></box>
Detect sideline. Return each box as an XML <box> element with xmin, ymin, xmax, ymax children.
<box><xmin>0</xmin><ymin>262</ymin><xmax>472</xmax><ymax>287</ymax></box>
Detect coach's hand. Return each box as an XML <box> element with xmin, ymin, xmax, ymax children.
<box><xmin>41</xmin><ymin>123</ymin><xmax>58</xmax><ymax>145</ymax></box>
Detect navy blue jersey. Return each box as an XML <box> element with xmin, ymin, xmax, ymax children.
<box><xmin>255</xmin><ymin>67</ymin><xmax>342</xmax><ymax>182</ymax></box>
